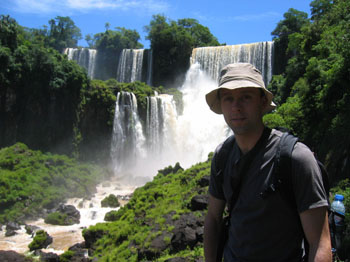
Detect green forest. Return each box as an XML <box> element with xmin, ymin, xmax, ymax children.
<box><xmin>1</xmin><ymin>0</ymin><xmax>350</xmax><ymax>261</ymax></box>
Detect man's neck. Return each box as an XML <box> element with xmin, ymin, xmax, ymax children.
<box><xmin>235</xmin><ymin>125</ymin><xmax>265</xmax><ymax>155</ymax></box>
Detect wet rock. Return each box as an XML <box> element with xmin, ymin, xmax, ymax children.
<box><xmin>25</xmin><ymin>224</ymin><xmax>40</xmax><ymax>235</ymax></box>
<box><xmin>29</xmin><ymin>230</ymin><xmax>53</xmax><ymax>251</ymax></box>
<box><xmin>68</xmin><ymin>241</ymin><xmax>88</xmax><ymax>260</ymax></box>
<box><xmin>165</xmin><ymin>258</ymin><xmax>188</xmax><ymax>262</ymax></box>
<box><xmin>171</xmin><ymin>226</ymin><xmax>197</xmax><ymax>252</ymax></box>
<box><xmin>6</xmin><ymin>221</ymin><xmax>21</xmax><ymax>231</ymax></box>
<box><xmin>45</xmin><ymin>204</ymin><xmax>80</xmax><ymax>225</ymax></box>
<box><xmin>40</xmin><ymin>251</ymin><xmax>60</xmax><ymax>262</ymax></box>
<box><xmin>5</xmin><ymin>229</ymin><xmax>17</xmax><ymax>237</ymax></box>
<box><xmin>169</xmin><ymin>212</ymin><xmax>205</xmax><ymax>253</ymax></box>
<box><xmin>56</xmin><ymin>204</ymin><xmax>80</xmax><ymax>222</ymax></box>
<box><xmin>197</xmin><ymin>176</ymin><xmax>210</xmax><ymax>187</ymax></box>
<box><xmin>0</xmin><ymin>250</ymin><xmax>32</xmax><ymax>262</ymax></box>
<box><xmin>83</xmin><ymin>228</ymin><xmax>106</xmax><ymax>249</ymax></box>
<box><xmin>190</xmin><ymin>194</ymin><xmax>209</xmax><ymax>211</ymax></box>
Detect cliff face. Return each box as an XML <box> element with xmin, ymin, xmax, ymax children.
<box><xmin>0</xmin><ymin>50</ymin><xmax>88</xmax><ymax>157</ymax></box>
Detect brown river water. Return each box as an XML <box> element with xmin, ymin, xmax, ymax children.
<box><xmin>0</xmin><ymin>180</ymin><xmax>135</xmax><ymax>255</ymax></box>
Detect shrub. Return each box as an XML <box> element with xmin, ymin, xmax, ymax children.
<box><xmin>28</xmin><ymin>230</ymin><xmax>52</xmax><ymax>251</ymax></box>
<box><xmin>101</xmin><ymin>194</ymin><xmax>120</xmax><ymax>208</ymax></box>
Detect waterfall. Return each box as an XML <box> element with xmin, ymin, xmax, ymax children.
<box><xmin>110</xmin><ymin>41</ymin><xmax>274</xmax><ymax>184</ymax></box>
<box><xmin>146</xmin><ymin>95</ymin><xmax>162</xmax><ymax>154</ymax></box>
<box><xmin>110</xmin><ymin>92</ymin><xmax>145</xmax><ymax>174</ymax></box>
<box><xmin>146</xmin><ymin>49</ymin><xmax>153</xmax><ymax>86</ymax></box>
<box><xmin>110</xmin><ymin>65</ymin><xmax>229</xmax><ymax>182</ymax></box>
<box><xmin>191</xmin><ymin>41</ymin><xmax>274</xmax><ymax>84</ymax></box>
<box><xmin>116</xmin><ymin>49</ymin><xmax>144</xmax><ymax>83</ymax></box>
<box><xmin>64</xmin><ymin>48</ymin><xmax>97</xmax><ymax>79</ymax></box>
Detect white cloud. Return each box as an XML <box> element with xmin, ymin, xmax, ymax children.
<box><xmin>6</xmin><ymin>0</ymin><xmax>169</xmax><ymax>15</ymax></box>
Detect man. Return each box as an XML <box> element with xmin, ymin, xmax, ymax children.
<box><xmin>203</xmin><ymin>63</ymin><xmax>331</xmax><ymax>262</ymax></box>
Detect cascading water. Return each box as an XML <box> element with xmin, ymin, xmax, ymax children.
<box><xmin>1</xmin><ymin>41</ymin><xmax>274</xmax><ymax>256</ymax></box>
<box><xmin>110</xmin><ymin>63</ymin><xmax>230</xmax><ymax>182</ymax></box>
<box><xmin>110</xmin><ymin>41</ymin><xmax>274</xmax><ymax>183</ymax></box>
<box><xmin>0</xmin><ymin>182</ymin><xmax>135</xmax><ymax>254</ymax></box>
<box><xmin>110</xmin><ymin>92</ymin><xmax>145</xmax><ymax>176</ymax></box>
<box><xmin>116</xmin><ymin>49</ymin><xmax>144</xmax><ymax>83</ymax></box>
<box><xmin>146</xmin><ymin>95</ymin><xmax>163</xmax><ymax>154</ymax></box>
<box><xmin>64</xmin><ymin>48</ymin><xmax>97</xmax><ymax>79</ymax></box>
<box><xmin>146</xmin><ymin>49</ymin><xmax>153</xmax><ymax>86</ymax></box>
<box><xmin>191</xmin><ymin>41</ymin><xmax>274</xmax><ymax>84</ymax></box>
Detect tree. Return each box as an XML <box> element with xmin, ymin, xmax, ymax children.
<box><xmin>271</xmin><ymin>8</ymin><xmax>309</xmax><ymax>75</ymax></box>
<box><xmin>90</xmin><ymin>27</ymin><xmax>143</xmax><ymax>80</ymax></box>
<box><xmin>0</xmin><ymin>15</ymin><xmax>19</xmax><ymax>51</ymax></box>
<box><xmin>310</xmin><ymin>0</ymin><xmax>333</xmax><ymax>21</ymax></box>
<box><xmin>145</xmin><ymin>14</ymin><xmax>220</xmax><ymax>87</ymax></box>
<box><xmin>46</xmin><ymin>16</ymin><xmax>82</xmax><ymax>52</ymax></box>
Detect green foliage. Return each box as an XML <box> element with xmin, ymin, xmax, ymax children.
<box><xmin>271</xmin><ymin>0</ymin><xmax>350</xmax><ymax>183</ymax></box>
<box><xmin>101</xmin><ymin>194</ymin><xmax>120</xmax><ymax>208</ymax></box>
<box><xmin>84</xmin><ymin>160</ymin><xmax>211</xmax><ymax>261</ymax></box>
<box><xmin>271</xmin><ymin>8</ymin><xmax>309</xmax><ymax>75</ymax></box>
<box><xmin>145</xmin><ymin>14</ymin><xmax>220</xmax><ymax>87</ymax></box>
<box><xmin>59</xmin><ymin>250</ymin><xmax>75</xmax><ymax>262</ymax></box>
<box><xmin>46</xmin><ymin>16</ymin><xmax>82</xmax><ymax>52</ymax></box>
<box><xmin>104</xmin><ymin>210</ymin><xmax>122</xmax><ymax>222</ymax></box>
<box><xmin>158</xmin><ymin>162</ymin><xmax>184</xmax><ymax>176</ymax></box>
<box><xmin>91</xmin><ymin>27</ymin><xmax>143</xmax><ymax>80</ymax></box>
<box><xmin>0</xmin><ymin>18</ymin><xmax>89</xmax><ymax>155</ymax></box>
<box><xmin>44</xmin><ymin>212</ymin><xmax>68</xmax><ymax>225</ymax></box>
<box><xmin>28</xmin><ymin>230</ymin><xmax>50</xmax><ymax>251</ymax></box>
<box><xmin>0</xmin><ymin>15</ymin><xmax>19</xmax><ymax>50</ymax></box>
<box><xmin>76</xmin><ymin>79</ymin><xmax>117</xmax><ymax>162</ymax></box>
<box><xmin>0</xmin><ymin>143</ymin><xmax>105</xmax><ymax>223</ymax></box>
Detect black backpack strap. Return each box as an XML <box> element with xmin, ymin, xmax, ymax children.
<box><xmin>260</xmin><ymin>132</ymin><xmax>298</xmax><ymax>205</ymax></box>
<box><xmin>215</xmin><ymin>135</ymin><xmax>235</xmax><ymax>185</ymax></box>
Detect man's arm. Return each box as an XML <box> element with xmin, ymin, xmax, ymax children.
<box><xmin>300</xmin><ymin>206</ymin><xmax>332</xmax><ymax>262</ymax></box>
<box><xmin>204</xmin><ymin>194</ymin><xmax>226</xmax><ymax>262</ymax></box>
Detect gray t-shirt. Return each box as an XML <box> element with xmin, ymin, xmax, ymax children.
<box><xmin>209</xmin><ymin>128</ymin><xmax>328</xmax><ymax>261</ymax></box>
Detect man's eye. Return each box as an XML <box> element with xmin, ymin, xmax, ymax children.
<box><xmin>223</xmin><ymin>96</ymin><xmax>233</xmax><ymax>102</ymax></box>
<box><xmin>242</xmin><ymin>95</ymin><xmax>252</xmax><ymax>101</ymax></box>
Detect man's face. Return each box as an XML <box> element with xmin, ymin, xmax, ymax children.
<box><xmin>220</xmin><ymin>87</ymin><xmax>267</xmax><ymax>136</ymax></box>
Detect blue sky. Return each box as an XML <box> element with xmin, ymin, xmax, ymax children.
<box><xmin>0</xmin><ymin>0</ymin><xmax>312</xmax><ymax>48</ymax></box>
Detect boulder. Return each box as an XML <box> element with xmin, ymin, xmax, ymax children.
<box><xmin>5</xmin><ymin>229</ymin><xmax>17</xmax><ymax>237</ymax></box>
<box><xmin>56</xmin><ymin>204</ymin><xmax>80</xmax><ymax>222</ymax></box>
<box><xmin>25</xmin><ymin>225</ymin><xmax>40</xmax><ymax>235</ymax></box>
<box><xmin>0</xmin><ymin>250</ymin><xmax>32</xmax><ymax>262</ymax></box>
<box><xmin>197</xmin><ymin>176</ymin><xmax>210</xmax><ymax>187</ymax></box>
<box><xmin>190</xmin><ymin>194</ymin><xmax>209</xmax><ymax>211</ymax></box>
<box><xmin>28</xmin><ymin>230</ymin><xmax>53</xmax><ymax>251</ymax></box>
<box><xmin>39</xmin><ymin>252</ymin><xmax>60</xmax><ymax>262</ymax></box>
<box><xmin>45</xmin><ymin>204</ymin><xmax>80</xmax><ymax>225</ymax></box>
<box><xmin>171</xmin><ymin>226</ymin><xmax>197</xmax><ymax>252</ymax></box>
<box><xmin>165</xmin><ymin>258</ymin><xmax>188</xmax><ymax>262</ymax></box>
<box><xmin>101</xmin><ymin>194</ymin><xmax>120</xmax><ymax>208</ymax></box>
<box><xmin>83</xmin><ymin>229</ymin><xmax>106</xmax><ymax>249</ymax></box>
<box><xmin>6</xmin><ymin>221</ymin><xmax>21</xmax><ymax>231</ymax></box>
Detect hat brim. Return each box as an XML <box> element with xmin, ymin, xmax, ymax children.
<box><xmin>205</xmin><ymin>84</ymin><xmax>276</xmax><ymax>115</ymax></box>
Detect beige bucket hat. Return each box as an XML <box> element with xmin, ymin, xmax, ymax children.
<box><xmin>205</xmin><ymin>63</ymin><xmax>276</xmax><ymax>114</ymax></box>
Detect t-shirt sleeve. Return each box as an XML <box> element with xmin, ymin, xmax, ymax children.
<box><xmin>292</xmin><ymin>142</ymin><xmax>329</xmax><ymax>213</ymax></box>
<box><xmin>208</xmin><ymin>147</ymin><xmax>226</xmax><ymax>200</ymax></box>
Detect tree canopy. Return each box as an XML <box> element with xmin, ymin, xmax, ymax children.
<box><xmin>145</xmin><ymin>14</ymin><xmax>220</xmax><ymax>87</ymax></box>
<box><xmin>266</xmin><ymin>0</ymin><xmax>350</xmax><ymax>183</ymax></box>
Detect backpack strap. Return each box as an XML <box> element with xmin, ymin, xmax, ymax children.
<box><xmin>260</xmin><ymin>132</ymin><xmax>298</xmax><ymax>201</ymax></box>
<box><xmin>215</xmin><ymin>135</ymin><xmax>235</xmax><ymax>185</ymax></box>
